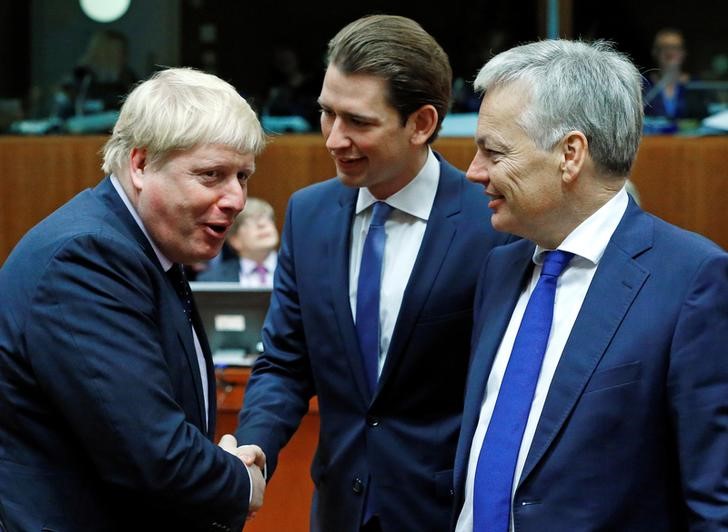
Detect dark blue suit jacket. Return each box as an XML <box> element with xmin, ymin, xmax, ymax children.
<box><xmin>198</xmin><ymin>257</ymin><xmax>242</xmax><ymax>282</ymax></box>
<box><xmin>0</xmin><ymin>178</ymin><xmax>251</xmax><ymax>531</ymax></box>
<box><xmin>454</xmin><ymin>199</ymin><xmax>728</xmax><ymax>530</ymax></box>
<box><xmin>236</xmin><ymin>156</ymin><xmax>511</xmax><ymax>532</ymax></box>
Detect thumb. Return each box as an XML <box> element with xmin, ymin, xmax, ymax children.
<box><xmin>218</xmin><ymin>433</ymin><xmax>238</xmax><ymax>452</ymax></box>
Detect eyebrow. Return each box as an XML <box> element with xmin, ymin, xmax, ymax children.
<box><xmin>476</xmin><ymin>134</ymin><xmax>508</xmax><ymax>150</ymax></box>
<box><xmin>318</xmin><ymin>100</ymin><xmax>378</xmax><ymax>123</ymax></box>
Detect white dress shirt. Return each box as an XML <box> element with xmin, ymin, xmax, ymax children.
<box><xmin>349</xmin><ymin>148</ymin><xmax>439</xmax><ymax>378</ymax></box>
<box><xmin>110</xmin><ymin>175</ymin><xmax>209</xmax><ymax>427</ymax></box>
<box><xmin>456</xmin><ymin>187</ymin><xmax>629</xmax><ymax>532</ymax></box>
<box><xmin>238</xmin><ymin>252</ymin><xmax>277</xmax><ymax>288</ymax></box>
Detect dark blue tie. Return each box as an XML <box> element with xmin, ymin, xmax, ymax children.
<box><xmin>356</xmin><ymin>201</ymin><xmax>394</xmax><ymax>395</ymax></box>
<box><xmin>167</xmin><ymin>263</ymin><xmax>193</xmax><ymax>324</ymax></box>
<box><xmin>473</xmin><ymin>250</ymin><xmax>574</xmax><ymax>532</ymax></box>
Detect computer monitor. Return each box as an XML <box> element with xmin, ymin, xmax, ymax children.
<box><xmin>190</xmin><ymin>282</ymin><xmax>272</xmax><ymax>367</ymax></box>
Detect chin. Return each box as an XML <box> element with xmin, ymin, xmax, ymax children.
<box><xmin>491</xmin><ymin>215</ymin><xmax>516</xmax><ymax>237</ymax></box>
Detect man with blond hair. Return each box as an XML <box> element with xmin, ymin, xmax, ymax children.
<box><xmin>0</xmin><ymin>67</ymin><xmax>267</xmax><ymax>531</ymax></box>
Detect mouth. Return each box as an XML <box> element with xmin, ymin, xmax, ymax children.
<box><xmin>485</xmin><ymin>189</ymin><xmax>505</xmax><ymax>208</ymax></box>
<box><xmin>334</xmin><ymin>155</ymin><xmax>366</xmax><ymax>168</ymax></box>
<box><xmin>204</xmin><ymin>222</ymin><xmax>230</xmax><ymax>238</ymax></box>
<box><xmin>484</xmin><ymin>187</ymin><xmax>503</xmax><ymax>198</ymax></box>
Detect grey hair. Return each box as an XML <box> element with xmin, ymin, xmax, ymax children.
<box><xmin>474</xmin><ymin>40</ymin><xmax>643</xmax><ymax>177</ymax></box>
<box><xmin>102</xmin><ymin>67</ymin><xmax>265</xmax><ymax>175</ymax></box>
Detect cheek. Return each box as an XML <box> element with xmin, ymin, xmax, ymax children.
<box><xmin>494</xmin><ymin>161</ymin><xmax>522</xmax><ymax>190</ymax></box>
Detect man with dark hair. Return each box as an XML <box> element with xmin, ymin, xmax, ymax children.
<box><xmin>235</xmin><ymin>14</ymin><xmax>510</xmax><ymax>532</ymax></box>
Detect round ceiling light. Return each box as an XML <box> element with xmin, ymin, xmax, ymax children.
<box><xmin>79</xmin><ymin>0</ymin><xmax>131</xmax><ymax>23</ymax></box>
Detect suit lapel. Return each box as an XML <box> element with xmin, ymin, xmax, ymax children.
<box><xmin>191</xmin><ymin>302</ymin><xmax>216</xmax><ymax>437</ymax></box>
<box><xmin>519</xmin><ymin>201</ymin><xmax>653</xmax><ymax>485</ymax></box>
<box><xmin>329</xmin><ymin>186</ymin><xmax>373</xmax><ymax>403</ymax></box>
<box><xmin>375</xmin><ymin>159</ymin><xmax>464</xmax><ymax>397</ymax></box>
<box><xmin>454</xmin><ymin>242</ymin><xmax>534</xmax><ymax>492</ymax></box>
<box><xmin>96</xmin><ymin>177</ymin><xmax>210</xmax><ymax>432</ymax></box>
<box><xmin>168</xmin><ymin>279</ymin><xmax>210</xmax><ymax>432</ymax></box>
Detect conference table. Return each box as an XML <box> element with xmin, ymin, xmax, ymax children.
<box><xmin>1</xmin><ymin>133</ymin><xmax>727</xmax><ymax>531</ymax></box>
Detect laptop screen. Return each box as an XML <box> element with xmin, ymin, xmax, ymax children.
<box><xmin>190</xmin><ymin>282</ymin><xmax>272</xmax><ymax>367</ymax></box>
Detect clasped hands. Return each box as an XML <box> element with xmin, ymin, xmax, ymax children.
<box><xmin>219</xmin><ymin>434</ymin><xmax>266</xmax><ymax>518</ymax></box>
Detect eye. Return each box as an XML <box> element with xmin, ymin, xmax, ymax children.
<box><xmin>237</xmin><ymin>172</ymin><xmax>250</xmax><ymax>183</ymax></box>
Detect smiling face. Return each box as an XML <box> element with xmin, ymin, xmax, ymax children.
<box><xmin>129</xmin><ymin>143</ymin><xmax>255</xmax><ymax>264</ymax></box>
<box><xmin>467</xmin><ymin>84</ymin><xmax>566</xmax><ymax>246</ymax></box>
<box><xmin>228</xmin><ymin>213</ymin><xmax>279</xmax><ymax>260</ymax></box>
<box><xmin>318</xmin><ymin>64</ymin><xmax>426</xmax><ymax>199</ymax></box>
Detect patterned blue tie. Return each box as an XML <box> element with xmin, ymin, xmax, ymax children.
<box><xmin>473</xmin><ymin>250</ymin><xmax>574</xmax><ymax>532</ymax></box>
<box><xmin>167</xmin><ymin>263</ymin><xmax>193</xmax><ymax>324</ymax></box>
<box><xmin>356</xmin><ymin>201</ymin><xmax>394</xmax><ymax>395</ymax></box>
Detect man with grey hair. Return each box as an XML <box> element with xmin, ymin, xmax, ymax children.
<box><xmin>453</xmin><ymin>40</ymin><xmax>728</xmax><ymax>531</ymax></box>
<box><xmin>0</xmin><ymin>67</ymin><xmax>267</xmax><ymax>531</ymax></box>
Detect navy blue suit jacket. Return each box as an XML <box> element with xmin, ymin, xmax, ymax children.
<box><xmin>236</xmin><ymin>156</ymin><xmax>511</xmax><ymax>532</ymax></box>
<box><xmin>454</xmin><ymin>199</ymin><xmax>728</xmax><ymax>530</ymax></box>
<box><xmin>198</xmin><ymin>257</ymin><xmax>242</xmax><ymax>282</ymax></box>
<box><xmin>0</xmin><ymin>178</ymin><xmax>251</xmax><ymax>531</ymax></box>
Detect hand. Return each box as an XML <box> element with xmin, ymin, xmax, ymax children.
<box><xmin>247</xmin><ymin>460</ymin><xmax>265</xmax><ymax>516</ymax></box>
<box><xmin>218</xmin><ymin>435</ymin><xmax>266</xmax><ymax>515</ymax></box>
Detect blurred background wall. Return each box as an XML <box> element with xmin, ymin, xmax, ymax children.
<box><xmin>1</xmin><ymin>0</ymin><xmax>726</xmax><ymax>119</ymax></box>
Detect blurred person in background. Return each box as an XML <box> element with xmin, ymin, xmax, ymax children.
<box><xmin>198</xmin><ymin>197</ymin><xmax>279</xmax><ymax>286</ymax></box>
<box><xmin>643</xmin><ymin>28</ymin><xmax>709</xmax><ymax>123</ymax></box>
<box><xmin>53</xmin><ymin>29</ymin><xmax>138</xmax><ymax>119</ymax></box>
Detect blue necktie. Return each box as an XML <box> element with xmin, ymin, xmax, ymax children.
<box><xmin>356</xmin><ymin>201</ymin><xmax>394</xmax><ymax>395</ymax></box>
<box><xmin>473</xmin><ymin>250</ymin><xmax>574</xmax><ymax>532</ymax></box>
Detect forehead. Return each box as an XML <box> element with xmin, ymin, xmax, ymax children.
<box><xmin>655</xmin><ymin>32</ymin><xmax>684</xmax><ymax>48</ymax></box>
<box><xmin>476</xmin><ymin>84</ymin><xmax>531</xmax><ymax>141</ymax></box>
<box><xmin>319</xmin><ymin>65</ymin><xmax>392</xmax><ymax>112</ymax></box>
<box><xmin>170</xmin><ymin>144</ymin><xmax>255</xmax><ymax>169</ymax></box>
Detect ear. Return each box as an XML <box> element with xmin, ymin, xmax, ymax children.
<box><xmin>407</xmin><ymin>104</ymin><xmax>438</xmax><ymax>146</ymax></box>
<box><xmin>129</xmin><ymin>147</ymin><xmax>148</xmax><ymax>190</ymax></box>
<box><xmin>559</xmin><ymin>131</ymin><xmax>588</xmax><ymax>184</ymax></box>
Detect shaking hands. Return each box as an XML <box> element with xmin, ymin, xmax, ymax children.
<box><xmin>219</xmin><ymin>434</ymin><xmax>266</xmax><ymax>518</ymax></box>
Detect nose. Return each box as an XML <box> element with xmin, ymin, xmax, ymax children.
<box><xmin>218</xmin><ymin>176</ymin><xmax>246</xmax><ymax>214</ymax></box>
<box><xmin>324</xmin><ymin>116</ymin><xmax>351</xmax><ymax>152</ymax></box>
<box><xmin>466</xmin><ymin>150</ymin><xmax>490</xmax><ymax>185</ymax></box>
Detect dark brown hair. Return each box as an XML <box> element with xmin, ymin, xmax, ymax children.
<box><xmin>326</xmin><ymin>14</ymin><xmax>452</xmax><ymax>143</ymax></box>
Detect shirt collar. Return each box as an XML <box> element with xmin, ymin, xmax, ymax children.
<box><xmin>534</xmin><ymin>186</ymin><xmax>629</xmax><ymax>266</ymax></box>
<box><xmin>240</xmin><ymin>252</ymin><xmax>277</xmax><ymax>274</ymax></box>
<box><xmin>110</xmin><ymin>174</ymin><xmax>173</xmax><ymax>272</ymax></box>
<box><xmin>355</xmin><ymin>147</ymin><xmax>439</xmax><ymax>221</ymax></box>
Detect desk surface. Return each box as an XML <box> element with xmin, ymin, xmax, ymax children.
<box><xmin>1</xmin><ymin>134</ymin><xmax>727</xmax><ymax>264</ymax></box>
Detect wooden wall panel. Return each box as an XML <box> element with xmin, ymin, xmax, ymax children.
<box><xmin>216</xmin><ymin>368</ymin><xmax>318</xmax><ymax>532</ymax></box>
<box><xmin>2</xmin><ymin>134</ymin><xmax>727</xmax><ymax>263</ymax></box>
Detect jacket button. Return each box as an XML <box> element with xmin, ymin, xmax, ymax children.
<box><xmin>366</xmin><ymin>416</ymin><xmax>380</xmax><ymax>427</ymax></box>
<box><xmin>352</xmin><ymin>476</ymin><xmax>364</xmax><ymax>494</ymax></box>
